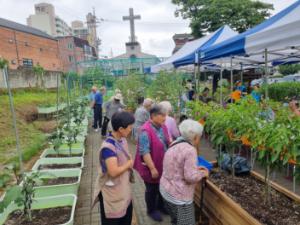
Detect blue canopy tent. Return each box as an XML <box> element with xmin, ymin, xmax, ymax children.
<box><xmin>200</xmin><ymin>0</ymin><xmax>300</xmax><ymax>65</ymax></box>
<box><xmin>150</xmin><ymin>25</ymin><xmax>237</xmax><ymax>73</ymax></box>
<box><xmin>198</xmin><ymin>0</ymin><xmax>300</xmax><ymax>108</ymax></box>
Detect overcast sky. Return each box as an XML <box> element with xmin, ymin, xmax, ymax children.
<box><xmin>0</xmin><ymin>0</ymin><xmax>297</xmax><ymax>57</ymax></box>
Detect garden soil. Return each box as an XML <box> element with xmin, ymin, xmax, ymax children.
<box><xmin>38</xmin><ymin>163</ymin><xmax>82</xmax><ymax>170</ymax></box>
<box><xmin>40</xmin><ymin>177</ymin><xmax>78</xmax><ymax>185</ymax></box>
<box><xmin>45</xmin><ymin>153</ymin><xmax>82</xmax><ymax>158</ymax></box>
<box><xmin>210</xmin><ymin>171</ymin><xmax>300</xmax><ymax>225</ymax></box>
<box><xmin>4</xmin><ymin>206</ymin><xmax>71</xmax><ymax>225</ymax></box>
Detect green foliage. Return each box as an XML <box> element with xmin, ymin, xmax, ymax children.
<box><xmin>33</xmin><ymin>64</ymin><xmax>45</xmax><ymax>88</ymax></box>
<box><xmin>199</xmin><ymin>97</ymin><xmax>300</xmax><ymax>203</ymax></box>
<box><xmin>172</xmin><ymin>0</ymin><xmax>273</xmax><ymax>37</ymax></box>
<box><xmin>260</xmin><ymin>82</ymin><xmax>300</xmax><ymax>102</ymax></box>
<box><xmin>115</xmin><ymin>73</ymin><xmax>146</xmax><ymax>110</ymax></box>
<box><xmin>49</xmin><ymin>135</ymin><xmax>63</xmax><ymax>155</ymax></box>
<box><xmin>213</xmin><ymin>86</ymin><xmax>231</xmax><ymax>103</ymax></box>
<box><xmin>5</xmin><ymin>162</ymin><xmax>20</xmax><ymax>184</ymax></box>
<box><xmin>0</xmin><ymin>185</ymin><xmax>22</xmax><ymax>213</ymax></box>
<box><xmin>278</xmin><ymin>64</ymin><xmax>300</xmax><ymax>76</ymax></box>
<box><xmin>0</xmin><ymin>172</ymin><xmax>11</xmax><ymax>189</ymax></box>
<box><xmin>186</xmin><ymin>100</ymin><xmax>220</xmax><ymax>121</ymax></box>
<box><xmin>0</xmin><ymin>58</ymin><xmax>9</xmax><ymax>69</ymax></box>
<box><xmin>148</xmin><ymin>71</ymin><xmax>184</xmax><ymax>111</ymax></box>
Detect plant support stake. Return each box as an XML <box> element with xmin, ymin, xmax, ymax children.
<box><xmin>2</xmin><ymin>67</ymin><xmax>24</xmax><ymax>175</ymax></box>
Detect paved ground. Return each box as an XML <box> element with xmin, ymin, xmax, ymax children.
<box><xmin>74</xmin><ymin>127</ymin><xmax>299</xmax><ymax>225</ymax></box>
<box><xmin>74</xmin><ymin>128</ymin><xmax>101</xmax><ymax>225</ymax></box>
<box><xmin>74</xmin><ymin>128</ymin><xmax>139</xmax><ymax>225</ymax></box>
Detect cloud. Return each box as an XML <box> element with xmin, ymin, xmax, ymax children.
<box><xmin>0</xmin><ymin>0</ymin><xmax>296</xmax><ymax>58</ymax></box>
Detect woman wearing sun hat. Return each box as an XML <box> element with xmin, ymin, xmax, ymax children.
<box><xmin>102</xmin><ymin>93</ymin><xmax>125</xmax><ymax>137</ymax></box>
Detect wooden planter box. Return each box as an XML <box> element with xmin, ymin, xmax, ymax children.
<box><xmin>194</xmin><ymin>170</ymin><xmax>300</xmax><ymax>225</ymax></box>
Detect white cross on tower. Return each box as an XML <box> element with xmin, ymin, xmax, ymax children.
<box><xmin>123</xmin><ymin>8</ymin><xmax>141</xmax><ymax>43</ymax></box>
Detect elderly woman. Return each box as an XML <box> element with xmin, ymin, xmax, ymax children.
<box><xmin>134</xmin><ymin>105</ymin><xmax>171</xmax><ymax>222</ymax></box>
<box><xmin>92</xmin><ymin>111</ymin><xmax>135</xmax><ymax>225</ymax></box>
<box><xmin>101</xmin><ymin>93</ymin><xmax>125</xmax><ymax>137</ymax></box>
<box><xmin>159</xmin><ymin>101</ymin><xmax>180</xmax><ymax>142</ymax></box>
<box><xmin>160</xmin><ymin>119</ymin><xmax>209</xmax><ymax>225</ymax></box>
<box><xmin>133</xmin><ymin>98</ymin><xmax>153</xmax><ymax>140</ymax></box>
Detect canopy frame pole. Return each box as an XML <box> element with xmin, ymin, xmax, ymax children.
<box><xmin>264</xmin><ymin>49</ymin><xmax>269</xmax><ymax>100</ymax></box>
<box><xmin>293</xmin><ymin>165</ymin><xmax>296</xmax><ymax>193</ymax></box>
<box><xmin>197</xmin><ymin>62</ymin><xmax>201</xmax><ymax>94</ymax></box>
<box><xmin>3</xmin><ymin>66</ymin><xmax>24</xmax><ymax>176</ymax></box>
<box><xmin>230</xmin><ymin>57</ymin><xmax>234</xmax><ymax>103</ymax></box>
<box><xmin>240</xmin><ymin>63</ymin><xmax>244</xmax><ymax>84</ymax></box>
<box><xmin>220</xmin><ymin>65</ymin><xmax>223</xmax><ymax>106</ymax></box>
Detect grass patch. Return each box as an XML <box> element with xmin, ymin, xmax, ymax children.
<box><xmin>0</xmin><ymin>89</ymin><xmax>62</xmax><ymax>167</ymax></box>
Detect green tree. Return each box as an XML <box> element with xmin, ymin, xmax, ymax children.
<box><xmin>172</xmin><ymin>0</ymin><xmax>273</xmax><ymax>37</ymax></box>
<box><xmin>278</xmin><ymin>64</ymin><xmax>300</xmax><ymax>76</ymax></box>
<box><xmin>114</xmin><ymin>73</ymin><xmax>146</xmax><ymax>110</ymax></box>
<box><xmin>148</xmin><ymin>71</ymin><xmax>184</xmax><ymax>112</ymax></box>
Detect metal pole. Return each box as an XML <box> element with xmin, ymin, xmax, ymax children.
<box><xmin>3</xmin><ymin>67</ymin><xmax>24</xmax><ymax>175</ymax></box>
<box><xmin>197</xmin><ymin>62</ymin><xmax>201</xmax><ymax>94</ymax></box>
<box><xmin>264</xmin><ymin>49</ymin><xmax>269</xmax><ymax>99</ymax></box>
<box><xmin>220</xmin><ymin>67</ymin><xmax>223</xmax><ymax>106</ymax></box>
<box><xmin>56</xmin><ymin>72</ymin><xmax>59</xmax><ymax>132</ymax></box>
<box><xmin>240</xmin><ymin>63</ymin><xmax>243</xmax><ymax>84</ymax></box>
<box><xmin>194</xmin><ymin>64</ymin><xmax>197</xmax><ymax>91</ymax></box>
<box><xmin>293</xmin><ymin>165</ymin><xmax>296</xmax><ymax>193</ymax></box>
<box><xmin>230</xmin><ymin>57</ymin><xmax>234</xmax><ymax>103</ymax></box>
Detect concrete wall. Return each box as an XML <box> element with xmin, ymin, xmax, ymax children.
<box><xmin>0</xmin><ymin>68</ymin><xmax>62</xmax><ymax>89</ymax></box>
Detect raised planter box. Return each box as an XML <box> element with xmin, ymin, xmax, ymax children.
<box><xmin>194</xmin><ymin>170</ymin><xmax>300</xmax><ymax>225</ymax></box>
<box><xmin>21</xmin><ymin>169</ymin><xmax>82</xmax><ymax>198</ymax></box>
<box><xmin>40</xmin><ymin>148</ymin><xmax>85</xmax><ymax>158</ymax></box>
<box><xmin>49</xmin><ymin>142</ymin><xmax>84</xmax><ymax>151</ymax></box>
<box><xmin>32</xmin><ymin>157</ymin><xmax>84</xmax><ymax>171</ymax></box>
<box><xmin>0</xmin><ymin>194</ymin><xmax>77</xmax><ymax>225</ymax></box>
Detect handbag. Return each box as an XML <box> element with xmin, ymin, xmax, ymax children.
<box><xmin>106</xmin><ymin>137</ymin><xmax>135</xmax><ymax>183</ymax></box>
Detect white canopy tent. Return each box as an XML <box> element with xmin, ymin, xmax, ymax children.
<box><xmin>200</xmin><ymin>0</ymin><xmax>300</xmax><ymax>67</ymax></box>
<box><xmin>150</xmin><ymin>25</ymin><xmax>237</xmax><ymax>73</ymax></box>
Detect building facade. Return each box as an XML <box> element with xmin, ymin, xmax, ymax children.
<box><xmin>0</xmin><ymin>18</ymin><xmax>61</xmax><ymax>71</ymax></box>
<box><xmin>55</xmin><ymin>16</ymin><xmax>72</xmax><ymax>36</ymax></box>
<box><xmin>57</xmin><ymin>36</ymin><xmax>96</xmax><ymax>73</ymax></box>
<box><xmin>71</xmin><ymin>20</ymin><xmax>89</xmax><ymax>41</ymax></box>
<box><xmin>27</xmin><ymin>3</ymin><xmax>72</xmax><ymax>37</ymax></box>
<box><xmin>172</xmin><ymin>33</ymin><xmax>194</xmax><ymax>54</ymax></box>
<box><xmin>86</xmin><ymin>12</ymin><xmax>100</xmax><ymax>57</ymax></box>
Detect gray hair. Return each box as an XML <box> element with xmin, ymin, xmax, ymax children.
<box><xmin>143</xmin><ymin>98</ymin><xmax>153</xmax><ymax>107</ymax></box>
<box><xmin>179</xmin><ymin>119</ymin><xmax>203</xmax><ymax>142</ymax></box>
<box><xmin>150</xmin><ymin>104</ymin><xmax>167</xmax><ymax>116</ymax></box>
<box><xmin>158</xmin><ymin>101</ymin><xmax>173</xmax><ymax>114</ymax></box>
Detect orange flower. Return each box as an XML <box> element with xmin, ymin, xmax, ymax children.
<box><xmin>288</xmin><ymin>159</ymin><xmax>297</xmax><ymax>165</ymax></box>
<box><xmin>198</xmin><ymin>118</ymin><xmax>205</xmax><ymax>125</ymax></box>
<box><xmin>241</xmin><ymin>135</ymin><xmax>251</xmax><ymax>146</ymax></box>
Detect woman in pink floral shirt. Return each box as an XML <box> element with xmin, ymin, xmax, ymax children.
<box><xmin>160</xmin><ymin>119</ymin><xmax>209</xmax><ymax>225</ymax></box>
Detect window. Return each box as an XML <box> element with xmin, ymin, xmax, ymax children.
<box><xmin>67</xmin><ymin>43</ymin><xmax>73</xmax><ymax>49</ymax></box>
<box><xmin>23</xmin><ymin>58</ymin><xmax>33</xmax><ymax>67</ymax></box>
<box><xmin>83</xmin><ymin>45</ymin><xmax>92</xmax><ymax>54</ymax></box>
<box><xmin>68</xmin><ymin>55</ymin><xmax>74</xmax><ymax>62</ymax></box>
<box><xmin>40</xmin><ymin>48</ymin><xmax>43</xmax><ymax>52</ymax></box>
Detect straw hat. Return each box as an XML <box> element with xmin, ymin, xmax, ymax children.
<box><xmin>114</xmin><ymin>93</ymin><xmax>122</xmax><ymax>100</ymax></box>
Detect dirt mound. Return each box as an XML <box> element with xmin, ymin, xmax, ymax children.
<box><xmin>34</xmin><ymin>120</ymin><xmax>57</xmax><ymax>133</ymax></box>
<box><xmin>17</xmin><ymin>105</ymin><xmax>38</xmax><ymax>122</ymax></box>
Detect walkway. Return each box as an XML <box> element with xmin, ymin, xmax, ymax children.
<box><xmin>74</xmin><ymin>127</ymin><xmax>299</xmax><ymax>225</ymax></box>
<box><xmin>74</xmin><ymin>128</ymin><xmax>139</xmax><ymax>225</ymax></box>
